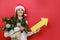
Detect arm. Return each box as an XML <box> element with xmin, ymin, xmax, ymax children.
<box><xmin>4</xmin><ymin>31</ymin><xmax>9</xmax><ymax>37</ymax></box>
<box><xmin>8</xmin><ymin>27</ymin><xmax>20</xmax><ymax>36</ymax></box>
<box><xmin>27</xmin><ymin>28</ymin><xmax>40</xmax><ymax>37</ymax></box>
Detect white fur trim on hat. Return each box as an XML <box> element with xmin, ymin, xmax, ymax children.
<box><xmin>15</xmin><ymin>6</ymin><xmax>25</xmax><ymax>12</ymax></box>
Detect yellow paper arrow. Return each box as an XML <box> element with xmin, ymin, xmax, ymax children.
<box><xmin>30</xmin><ymin>18</ymin><xmax>48</xmax><ymax>32</ymax></box>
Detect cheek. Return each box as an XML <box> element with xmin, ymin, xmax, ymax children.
<box><xmin>20</xmin><ymin>11</ymin><xmax>24</xmax><ymax>14</ymax></box>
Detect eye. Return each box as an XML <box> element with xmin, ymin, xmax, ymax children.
<box><xmin>21</xmin><ymin>9</ymin><xmax>24</xmax><ymax>11</ymax></box>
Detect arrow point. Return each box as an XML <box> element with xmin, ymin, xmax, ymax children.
<box><xmin>41</xmin><ymin>18</ymin><xmax>48</xmax><ymax>26</ymax></box>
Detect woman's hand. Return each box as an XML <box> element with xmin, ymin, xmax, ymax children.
<box><xmin>20</xmin><ymin>26</ymin><xmax>24</xmax><ymax>31</ymax></box>
<box><xmin>34</xmin><ymin>28</ymin><xmax>40</xmax><ymax>33</ymax></box>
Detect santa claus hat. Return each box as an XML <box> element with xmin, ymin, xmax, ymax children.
<box><xmin>15</xmin><ymin>4</ymin><xmax>27</xmax><ymax>16</ymax></box>
<box><xmin>15</xmin><ymin>5</ymin><xmax>25</xmax><ymax>12</ymax></box>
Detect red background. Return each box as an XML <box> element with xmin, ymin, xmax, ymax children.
<box><xmin>0</xmin><ymin>0</ymin><xmax>60</xmax><ymax>40</ymax></box>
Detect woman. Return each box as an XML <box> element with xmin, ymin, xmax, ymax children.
<box><xmin>13</xmin><ymin>5</ymin><xmax>41</xmax><ymax>40</ymax></box>
<box><xmin>4</xmin><ymin>5</ymin><xmax>41</xmax><ymax>40</ymax></box>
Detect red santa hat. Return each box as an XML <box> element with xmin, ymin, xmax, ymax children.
<box><xmin>15</xmin><ymin>4</ymin><xmax>27</xmax><ymax>16</ymax></box>
<box><xmin>15</xmin><ymin>5</ymin><xmax>25</xmax><ymax>12</ymax></box>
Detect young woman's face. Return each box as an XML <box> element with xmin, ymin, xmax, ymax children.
<box><xmin>17</xmin><ymin>9</ymin><xmax>24</xmax><ymax>16</ymax></box>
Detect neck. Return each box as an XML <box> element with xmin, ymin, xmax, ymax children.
<box><xmin>18</xmin><ymin>16</ymin><xmax>23</xmax><ymax>20</ymax></box>
<box><xmin>18</xmin><ymin>16</ymin><xmax>22</xmax><ymax>17</ymax></box>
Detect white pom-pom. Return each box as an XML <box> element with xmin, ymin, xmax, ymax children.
<box><xmin>17</xmin><ymin>23</ymin><xmax>21</xmax><ymax>27</ymax></box>
<box><xmin>24</xmin><ymin>14</ymin><xmax>27</xmax><ymax>16</ymax></box>
<box><xmin>6</xmin><ymin>24</ymin><xmax>11</xmax><ymax>28</ymax></box>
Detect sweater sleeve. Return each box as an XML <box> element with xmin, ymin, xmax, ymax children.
<box><xmin>27</xmin><ymin>28</ymin><xmax>40</xmax><ymax>37</ymax></box>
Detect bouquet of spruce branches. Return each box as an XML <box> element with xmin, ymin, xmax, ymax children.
<box><xmin>2</xmin><ymin>16</ymin><xmax>29</xmax><ymax>33</ymax></box>
<box><xmin>11</xmin><ymin>16</ymin><xmax>29</xmax><ymax>33</ymax></box>
<box><xmin>2</xmin><ymin>17</ymin><xmax>15</xmax><ymax>32</ymax></box>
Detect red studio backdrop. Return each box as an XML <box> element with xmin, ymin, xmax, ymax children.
<box><xmin>0</xmin><ymin>0</ymin><xmax>60</xmax><ymax>40</ymax></box>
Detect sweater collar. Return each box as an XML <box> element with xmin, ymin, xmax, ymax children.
<box><xmin>18</xmin><ymin>16</ymin><xmax>23</xmax><ymax>20</ymax></box>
